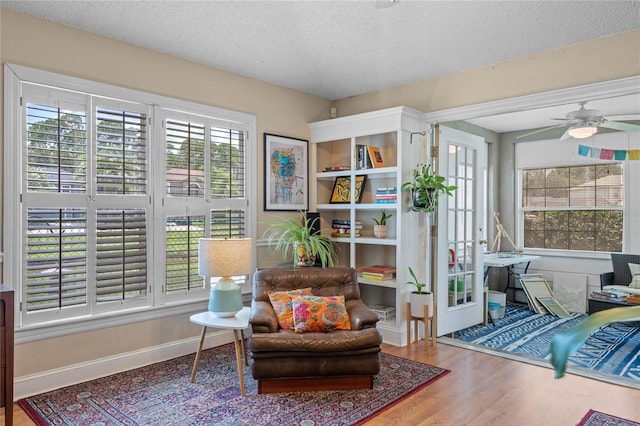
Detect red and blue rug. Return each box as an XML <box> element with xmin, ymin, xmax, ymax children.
<box><xmin>19</xmin><ymin>344</ymin><xmax>449</xmax><ymax>425</ymax></box>
<box><xmin>578</xmin><ymin>409</ymin><xmax>640</xmax><ymax>426</ymax></box>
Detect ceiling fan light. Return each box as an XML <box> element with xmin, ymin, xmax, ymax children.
<box><xmin>568</xmin><ymin>126</ymin><xmax>597</xmax><ymax>139</ymax></box>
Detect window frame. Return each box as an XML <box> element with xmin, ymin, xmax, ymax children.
<box><xmin>4</xmin><ymin>64</ymin><xmax>257</xmax><ymax>343</ymax></box>
<box><xmin>519</xmin><ymin>163</ymin><xmax>624</xmax><ymax>252</ymax></box>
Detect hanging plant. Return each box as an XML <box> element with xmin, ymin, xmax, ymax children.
<box><xmin>401</xmin><ymin>164</ymin><xmax>457</xmax><ymax>212</ymax></box>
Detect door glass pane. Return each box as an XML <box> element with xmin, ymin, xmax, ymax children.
<box><xmin>447</xmin><ymin>145</ymin><xmax>477</xmax><ymax>308</ymax></box>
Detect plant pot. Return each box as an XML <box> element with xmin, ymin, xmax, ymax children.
<box><xmin>373</xmin><ymin>224</ymin><xmax>388</xmax><ymax>239</ymax></box>
<box><xmin>294</xmin><ymin>243</ymin><xmax>316</xmax><ymax>267</ymax></box>
<box><xmin>412</xmin><ymin>188</ymin><xmax>437</xmax><ymax>212</ymax></box>
<box><xmin>409</xmin><ymin>291</ymin><xmax>433</xmax><ymax>318</ymax></box>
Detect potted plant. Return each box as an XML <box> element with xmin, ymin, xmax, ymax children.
<box><xmin>372</xmin><ymin>211</ymin><xmax>392</xmax><ymax>238</ymax></box>
<box><xmin>264</xmin><ymin>210</ymin><xmax>337</xmax><ymax>268</ymax></box>
<box><xmin>406</xmin><ymin>266</ymin><xmax>433</xmax><ymax>318</ymax></box>
<box><xmin>401</xmin><ymin>164</ymin><xmax>457</xmax><ymax>212</ymax></box>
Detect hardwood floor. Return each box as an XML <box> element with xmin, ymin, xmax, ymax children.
<box><xmin>3</xmin><ymin>340</ymin><xmax>639</xmax><ymax>425</ymax></box>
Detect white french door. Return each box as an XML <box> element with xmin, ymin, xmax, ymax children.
<box><xmin>436</xmin><ymin>126</ymin><xmax>486</xmax><ymax>336</ymax></box>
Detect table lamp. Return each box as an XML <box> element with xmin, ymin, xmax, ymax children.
<box><xmin>199</xmin><ymin>237</ymin><xmax>252</xmax><ymax>317</ymax></box>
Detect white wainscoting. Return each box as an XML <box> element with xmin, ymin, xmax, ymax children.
<box><xmin>14</xmin><ymin>329</ymin><xmax>235</xmax><ymax>400</ymax></box>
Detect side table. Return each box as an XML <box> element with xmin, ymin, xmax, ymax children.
<box><xmin>189</xmin><ymin>307</ymin><xmax>250</xmax><ymax>396</ymax></box>
<box><xmin>588</xmin><ymin>298</ymin><xmax>632</xmax><ymax>315</ymax></box>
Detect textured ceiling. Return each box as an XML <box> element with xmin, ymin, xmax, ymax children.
<box><xmin>2</xmin><ymin>0</ymin><xmax>639</xmax><ymax>135</ymax></box>
<box><xmin>2</xmin><ymin>0</ymin><xmax>639</xmax><ymax>101</ymax></box>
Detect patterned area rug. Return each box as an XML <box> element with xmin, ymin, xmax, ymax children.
<box><xmin>19</xmin><ymin>344</ymin><xmax>449</xmax><ymax>426</ymax></box>
<box><xmin>578</xmin><ymin>409</ymin><xmax>640</xmax><ymax>426</ymax></box>
<box><xmin>454</xmin><ymin>302</ymin><xmax>640</xmax><ymax>381</ymax></box>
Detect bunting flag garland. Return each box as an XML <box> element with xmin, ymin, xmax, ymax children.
<box><xmin>578</xmin><ymin>145</ymin><xmax>640</xmax><ymax>161</ymax></box>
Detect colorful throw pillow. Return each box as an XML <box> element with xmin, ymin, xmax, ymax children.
<box><xmin>629</xmin><ymin>263</ymin><xmax>640</xmax><ymax>289</ymax></box>
<box><xmin>291</xmin><ymin>295</ymin><xmax>351</xmax><ymax>333</ymax></box>
<box><xmin>268</xmin><ymin>288</ymin><xmax>313</xmax><ymax>329</ymax></box>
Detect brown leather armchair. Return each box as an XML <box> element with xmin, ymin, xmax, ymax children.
<box><xmin>248</xmin><ymin>267</ymin><xmax>382</xmax><ymax>393</ymax></box>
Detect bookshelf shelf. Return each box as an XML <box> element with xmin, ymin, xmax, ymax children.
<box><xmin>309</xmin><ymin>106</ymin><xmax>425</xmax><ymax>346</ymax></box>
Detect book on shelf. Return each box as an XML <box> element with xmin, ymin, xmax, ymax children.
<box><xmin>375</xmin><ymin>187</ymin><xmax>397</xmax><ymax>203</ymax></box>
<box><xmin>356</xmin><ymin>145</ymin><xmax>385</xmax><ymax>169</ymax></box>
<box><xmin>358</xmin><ymin>265</ymin><xmax>396</xmax><ymax>280</ymax></box>
<box><xmin>360</xmin><ymin>273</ymin><xmax>394</xmax><ymax>281</ymax></box>
<box><xmin>331</xmin><ymin>219</ymin><xmax>362</xmax><ymax>238</ymax></box>
<box><xmin>366</xmin><ymin>146</ymin><xmax>384</xmax><ymax>168</ymax></box>
<box><xmin>324</xmin><ymin>165</ymin><xmax>351</xmax><ymax>172</ymax></box>
<box><xmin>590</xmin><ymin>291</ymin><xmax>628</xmax><ymax>302</ymax></box>
<box><xmin>356</xmin><ymin>144</ymin><xmax>371</xmax><ymax>169</ymax></box>
<box><xmin>375</xmin><ymin>187</ymin><xmax>397</xmax><ymax>194</ymax></box>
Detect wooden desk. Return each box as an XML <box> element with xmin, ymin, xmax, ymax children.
<box><xmin>0</xmin><ymin>285</ymin><xmax>14</xmax><ymax>426</ymax></box>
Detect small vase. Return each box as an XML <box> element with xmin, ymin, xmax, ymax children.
<box><xmin>409</xmin><ymin>291</ymin><xmax>434</xmax><ymax>318</ymax></box>
<box><xmin>373</xmin><ymin>224</ymin><xmax>388</xmax><ymax>239</ymax></box>
<box><xmin>294</xmin><ymin>243</ymin><xmax>316</xmax><ymax>267</ymax></box>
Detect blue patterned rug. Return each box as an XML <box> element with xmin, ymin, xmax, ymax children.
<box><xmin>454</xmin><ymin>302</ymin><xmax>640</xmax><ymax>382</ymax></box>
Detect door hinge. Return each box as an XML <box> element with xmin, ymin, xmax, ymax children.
<box><xmin>431</xmin><ymin>146</ymin><xmax>439</xmax><ymax>158</ymax></box>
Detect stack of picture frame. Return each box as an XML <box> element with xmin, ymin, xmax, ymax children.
<box><xmin>518</xmin><ymin>274</ymin><xmax>572</xmax><ymax>318</ymax></box>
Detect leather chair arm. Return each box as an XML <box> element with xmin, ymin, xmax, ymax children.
<box><xmin>346</xmin><ymin>299</ymin><xmax>379</xmax><ymax>330</ymax></box>
<box><xmin>600</xmin><ymin>271</ymin><xmax>614</xmax><ymax>289</ymax></box>
<box><xmin>250</xmin><ymin>300</ymin><xmax>279</xmax><ymax>333</ymax></box>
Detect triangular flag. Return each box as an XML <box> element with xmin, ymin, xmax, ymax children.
<box><xmin>578</xmin><ymin>145</ymin><xmax>591</xmax><ymax>157</ymax></box>
<box><xmin>628</xmin><ymin>150</ymin><xmax>640</xmax><ymax>160</ymax></box>
<box><xmin>600</xmin><ymin>149</ymin><xmax>614</xmax><ymax>160</ymax></box>
<box><xmin>614</xmin><ymin>150</ymin><xmax>627</xmax><ymax>161</ymax></box>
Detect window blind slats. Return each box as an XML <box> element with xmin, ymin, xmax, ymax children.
<box><xmin>96</xmin><ymin>107</ymin><xmax>147</xmax><ymax>195</ymax></box>
<box><xmin>26</xmin><ymin>208</ymin><xmax>88</xmax><ymax>311</ymax></box>
<box><xmin>96</xmin><ymin>209</ymin><xmax>147</xmax><ymax>302</ymax></box>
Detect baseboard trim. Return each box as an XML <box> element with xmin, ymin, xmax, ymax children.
<box><xmin>15</xmin><ymin>329</ymin><xmax>235</xmax><ymax>400</ymax></box>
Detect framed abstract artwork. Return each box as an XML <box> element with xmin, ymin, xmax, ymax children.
<box><xmin>264</xmin><ymin>133</ymin><xmax>308</xmax><ymax>211</ymax></box>
<box><xmin>329</xmin><ymin>175</ymin><xmax>367</xmax><ymax>204</ymax></box>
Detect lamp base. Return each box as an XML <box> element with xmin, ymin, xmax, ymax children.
<box><xmin>208</xmin><ymin>278</ymin><xmax>243</xmax><ymax>317</ymax></box>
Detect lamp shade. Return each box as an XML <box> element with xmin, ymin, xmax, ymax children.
<box><xmin>199</xmin><ymin>238</ymin><xmax>252</xmax><ymax>317</ymax></box>
<box><xmin>568</xmin><ymin>126</ymin><xmax>597</xmax><ymax>139</ymax></box>
<box><xmin>199</xmin><ymin>238</ymin><xmax>253</xmax><ymax>278</ymax></box>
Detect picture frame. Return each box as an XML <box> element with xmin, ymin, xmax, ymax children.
<box><xmin>329</xmin><ymin>175</ymin><xmax>367</xmax><ymax>204</ymax></box>
<box><xmin>519</xmin><ymin>274</ymin><xmax>554</xmax><ymax>314</ymax></box>
<box><xmin>264</xmin><ymin>133</ymin><xmax>308</xmax><ymax>211</ymax></box>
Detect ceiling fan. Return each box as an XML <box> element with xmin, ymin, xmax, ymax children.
<box><xmin>517</xmin><ymin>102</ymin><xmax>640</xmax><ymax>140</ymax></box>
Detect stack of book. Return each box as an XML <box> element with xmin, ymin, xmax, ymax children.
<box><xmin>331</xmin><ymin>219</ymin><xmax>362</xmax><ymax>238</ymax></box>
<box><xmin>358</xmin><ymin>265</ymin><xmax>396</xmax><ymax>281</ymax></box>
<box><xmin>356</xmin><ymin>144</ymin><xmax>384</xmax><ymax>169</ymax></box>
<box><xmin>323</xmin><ymin>165</ymin><xmax>350</xmax><ymax>172</ymax></box>
<box><xmin>375</xmin><ymin>187</ymin><xmax>397</xmax><ymax>204</ymax></box>
<box><xmin>590</xmin><ymin>289</ymin><xmax>629</xmax><ymax>303</ymax></box>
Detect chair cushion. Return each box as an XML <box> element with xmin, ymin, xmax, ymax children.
<box><xmin>268</xmin><ymin>288</ymin><xmax>313</xmax><ymax>329</ymax></box>
<box><xmin>629</xmin><ymin>263</ymin><xmax>640</xmax><ymax>289</ymax></box>
<box><xmin>292</xmin><ymin>295</ymin><xmax>351</xmax><ymax>333</ymax></box>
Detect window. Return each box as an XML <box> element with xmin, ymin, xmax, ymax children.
<box><xmin>5</xmin><ymin>64</ymin><xmax>255</xmax><ymax>332</ymax></box>
<box><xmin>521</xmin><ymin>164</ymin><xmax>623</xmax><ymax>252</ymax></box>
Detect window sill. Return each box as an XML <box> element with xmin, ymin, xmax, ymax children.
<box><xmin>16</xmin><ymin>299</ymin><xmax>209</xmax><ymax>344</ymax></box>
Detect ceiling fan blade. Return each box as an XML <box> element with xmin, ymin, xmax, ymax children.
<box><xmin>516</xmin><ymin>124</ymin><xmax>567</xmax><ymax>139</ymax></box>
<box><xmin>560</xmin><ymin>129</ymin><xmax>572</xmax><ymax>140</ymax></box>
<box><xmin>600</xmin><ymin>121</ymin><xmax>640</xmax><ymax>132</ymax></box>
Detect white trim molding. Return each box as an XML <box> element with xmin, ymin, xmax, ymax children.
<box><xmin>14</xmin><ymin>330</ymin><xmax>235</xmax><ymax>400</ymax></box>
